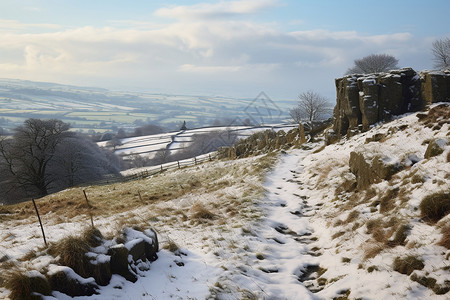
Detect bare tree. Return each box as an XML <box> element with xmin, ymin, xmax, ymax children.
<box><xmin>0</xmin><ymin>119</ymin><xmax>121</xmax><ymax>203</ymax></box>
<box><xmin>0</xmin><ymin>119</ymin><xmax>71</xmax><ymax>197</ymax></box>
<box><xmin>290</xmin><ymin>91</ymin><xmax>329</xmax><ymax>127</ymax></box>
<box><xmin>346</xmin><ymin>54</ymin><xmax>399</xmax><ymax>74</ymax></box>
<box><xmin>432</xmin><ymin>37</ymin><xmax>450</xmax><ymax>70</ymax></box>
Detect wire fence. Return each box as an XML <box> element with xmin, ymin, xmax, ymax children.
<box><xmin>88</xmin><ymin>152</ymin><xmax>218</xmax><ymax>186</ymax></box>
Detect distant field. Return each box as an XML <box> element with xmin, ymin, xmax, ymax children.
<box><xmin>0</xmin><ymin>79</ymin><xmax>294</xmax><ymax>133</ymax></box>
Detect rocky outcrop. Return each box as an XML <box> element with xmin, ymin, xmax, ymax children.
<box><xmin>330</xmin><ymin>68</ymin><xmax>450</xmax><ymax>141</ymax></box>
<box><xmin>349</xmin><ymin>151</ymin><xmax>403</xmax><ymax>190</ymax></box>
<box><xmin>424</xmin><ymin>138</ymin><xmax>448</xmax><ymax>159</ymax></box>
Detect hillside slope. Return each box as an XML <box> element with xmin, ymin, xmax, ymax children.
<box><xmin>0</xmin><ymin>104</ymin><xmax>448</xmax><ymax>299</ymax></box>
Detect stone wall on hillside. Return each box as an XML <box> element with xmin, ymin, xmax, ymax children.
<box><xmin>328</xmin><ymin>68</ymin><xmax>450</xmax><ymax>142</ymax></box>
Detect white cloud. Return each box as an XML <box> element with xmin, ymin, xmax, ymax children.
<box><xmin>155</xmin><ymin>0</ymin><xmax>280</xmax><ymax>20</ymax></box>
<box><xmin>0</xmin><ymin>19</ymin><xmax>61</xmax><ymax>33</ymax></box>
<box><xmin>0</xmin><ymin>2</ymin><xmax>432</xmax><ymax>99</ymax></box>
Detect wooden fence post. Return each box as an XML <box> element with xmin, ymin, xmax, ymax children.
<box><xmin>83</xmin><ymin>190</ymin><xmax>94</xmax><ymax>227</ymax></box>
<box><xmin>32</xmin><ymin>199</ymin><xmax>47</xmax><ymax>247</ymax></box>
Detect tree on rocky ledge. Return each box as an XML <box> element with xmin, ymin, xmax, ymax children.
<box><xmin>432</xmin><ymin>37</ymin><xmax>450</xmax><ymax>70</ymax></box>
<box><xmin>346</xmin><ymin>53</ymin><xmax>399</xmax><ymax>74</ymax></box>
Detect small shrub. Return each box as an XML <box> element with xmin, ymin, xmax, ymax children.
<box><xmin>256</xmin><ymin>253</ymin><xmax>265</xmax><ymax>260</ymax></box>
<box><xmin>6</xmin><ymin>270</ymin><xmax>51</xmax><ymax>300</ymax></box>
<box><xmin>392</xmin><ymin>256</ymin><xmax>424</xmax><ymax>275</ymax></box>
<box><xmin>341</xmin><ymin>257</ymin><xmax>351</xmax><ymax>263</ymax></box>
<box><xmin>419</xmin><ymin>192</ymin><xmax>450</xmax><ymax>222</ymax></box>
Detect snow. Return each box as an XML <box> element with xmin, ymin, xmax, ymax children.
<box><xmin>107</xmin><ymin>124</ymin><xmax>297</xmax><ymax>160</ymax></box>
<box><xmin>1</xmin><ymin>107</ymin><xmax>449</xmax><ymax>299</ymax></box>
<box><xmin>47</xmin><ymin>265</ymin><xmax>96</xmax><ymax>285</ymax></box>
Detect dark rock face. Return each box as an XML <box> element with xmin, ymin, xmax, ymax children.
<box><xmin>331</xmin><ymin>69</ymin><xmax>450</xmax><ymax>141</ymax></box>
<box><xmin>48</xmin><ymin>267</ymin><xmax>98</xmax><ymax>297</ymax></box>
<box><xmin>108</xmin><ymin>244</ymin><xmax>138</xmax><ymax>283</ymax></box>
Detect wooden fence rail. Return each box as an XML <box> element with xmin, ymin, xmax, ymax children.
<box><xmin>86</xmin><ymin>153</ymin><xmax>218</xmax><ymax>187</ymax></box>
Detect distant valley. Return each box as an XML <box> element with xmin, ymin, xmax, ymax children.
<box><xmin>0</xmin><ymin>78</ymin><xmax>293</xmax><ymax>134</ymax></box>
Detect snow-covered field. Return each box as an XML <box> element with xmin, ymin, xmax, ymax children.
<box><xmin>104</xmin><ymin>124</ymin><xmax>297</xmax><ymax>159</ymax></box>
<box><xmin>0</xmin><ymin>105</ymin><xmax>449</xmax><ymax>299</ymax></box>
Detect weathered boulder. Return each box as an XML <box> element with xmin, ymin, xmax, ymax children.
<box><xmin>424</xmin><ymin>138</ymin><xmax>448</xmax><ymax>159</ymax></box>
<box><xmin>86</xmin><ymin>253</ymin><xmax>111</xmax><ymax>286</ymax></box>
<box><xmin>107</xmin><ymin>244</ymin><xmax>138</xmax><ymax>283</ymax></box>
<box><xmin>421</xmin><ymin>71</ymin><xmax>450</xmax><ymax>104</ymax></box>
<box><xmin>48</xmin><ymin>266</ymin><xmax>98</xmax><ymax>297</ymax></box>
<box><xmin>127</xmin><ymin>238</ymin><xmax>147</xmax><ymax>262</ymax></box>
<box><xmin>349</xmin><ymin>151</ymin><xmax>402</xmax><ymax>190</ymax></box>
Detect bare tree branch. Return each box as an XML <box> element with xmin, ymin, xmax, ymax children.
<box><xmin>432</xmin><ymin>37</ymin><xmax>450</xmax><ymax>70</ymax></box>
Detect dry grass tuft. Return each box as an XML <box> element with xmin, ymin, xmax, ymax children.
<box><xmin>345</xmin><ymin>210</ymin><xmax>359</xmax><ymax>223</ymax></box>
<box><xmin>392</xmin><ymin>255</ymin><xmax>424</xmax><ymax>275</ymax></box>
<box><xmin>379</xmin><ymin>188</ymin><xmax>399</xmax><ymax>213</ymax></box>
<box><xmin>419</xmin><ymin>191</ymin><xmax>450</xmax><ymax>223</ymax></box>
<box><xmin>163</xmin><ymin>240</ymin><xmax>180</xmax><ymax>253</ymax></box>
<box><xmin>190</xmin><ymin>202</ymin><xmax>216</xmax><ymax>221</ymax></box>
<box><xmin>387</xmin><ymin>224</ymin><xmax>410</xmax><ymax>247</ymax></box>
<box><xmin>5</xmin><ymin>269</ymin><xmax>51</xmax><ymax>300</ymax></box>
<box><xmin>48</xmin><ymin>235</ymin><xmax>91</xmax><ymax>277</ymax></box>
<box><xmin>81</xmin><ymin>227</ymin><xmax>104</xmax><ymax>247</ymax></box>
<box><xmin>363</xmin><ymin>244</ymin><xmax>385</xmax><ymax>260</ymax></box>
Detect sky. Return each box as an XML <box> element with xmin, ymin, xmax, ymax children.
<box><xmin>0</xmin><ymin>0</ymin><xmax>449</xmax><ymax>101</ymax></box>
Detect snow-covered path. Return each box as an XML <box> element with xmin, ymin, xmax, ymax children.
<box><xmin>249</xmin><ymin>150</ymin><xmax>321</xmax><ymax>299</ymax></box>
<box><xmin>211</xmin><ymin>150</ymin><xmax>322</xmax><ymax>299</ymax></box>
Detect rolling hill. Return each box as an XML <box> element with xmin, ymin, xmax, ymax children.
<box><xmin>0</xmin><ymin>79</ymin><xmax>294</xmax><ymax>134</ymax></box>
